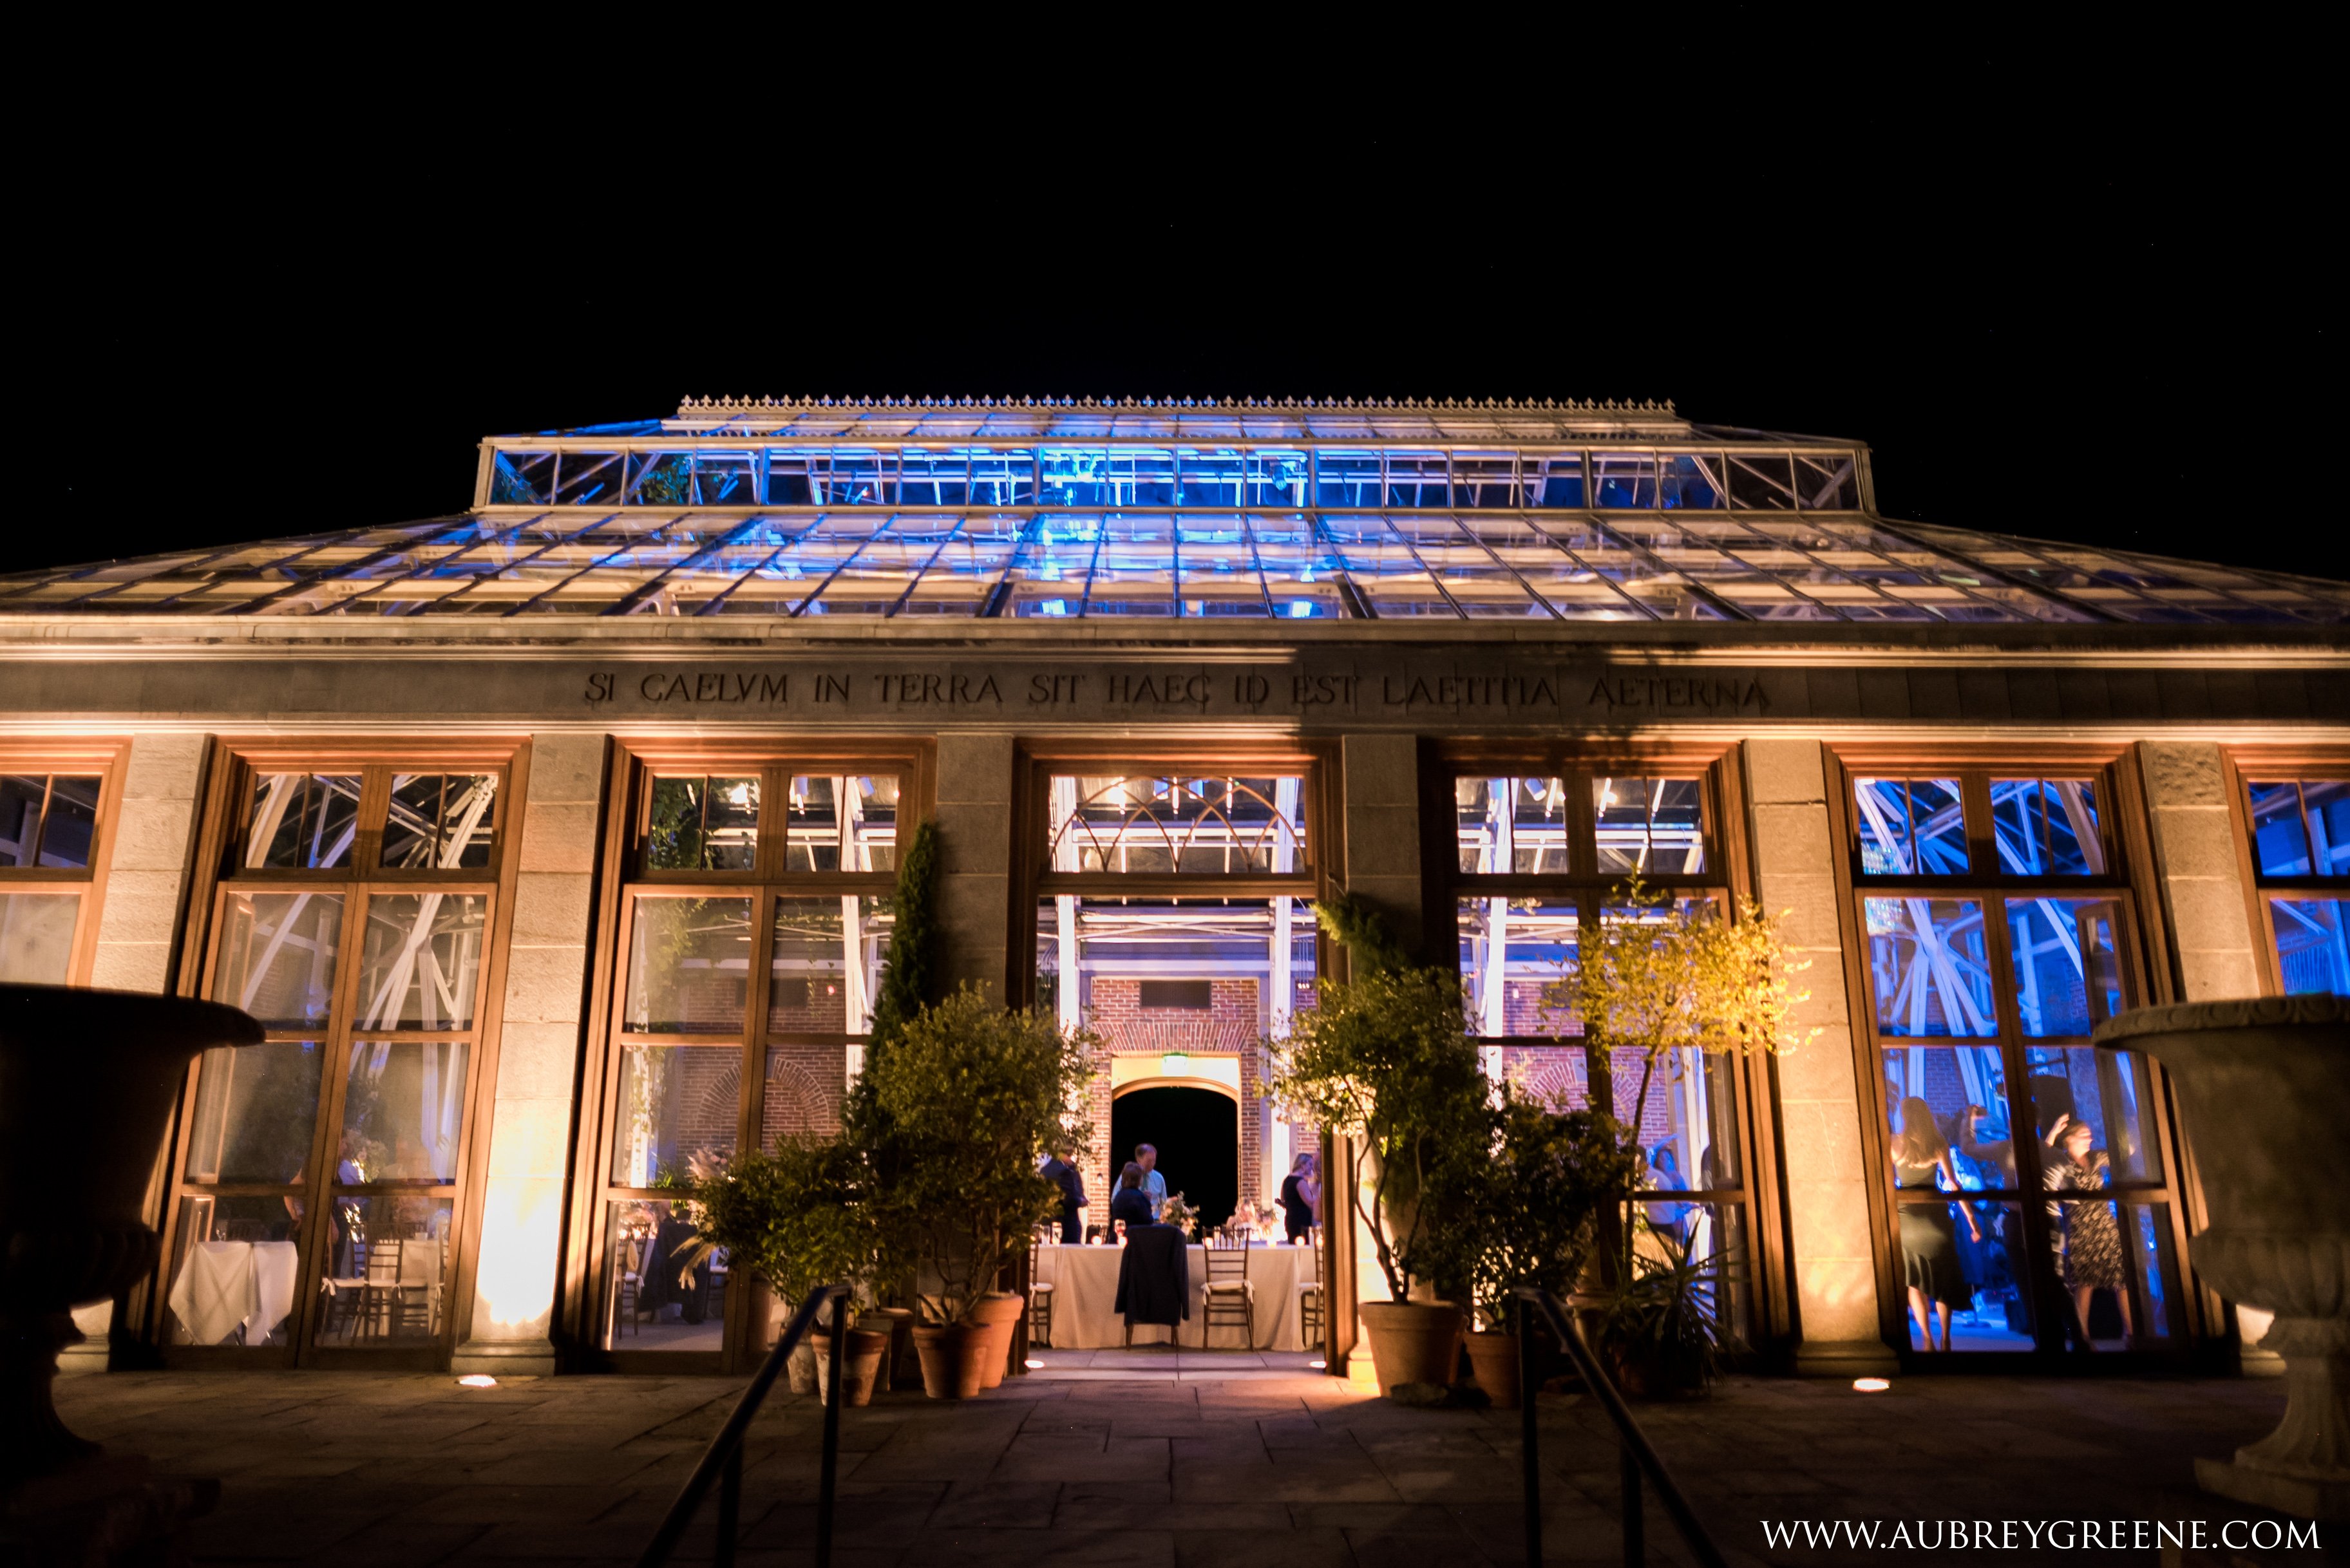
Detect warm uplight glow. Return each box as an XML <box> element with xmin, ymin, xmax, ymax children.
<box><xmin>1852</xmin><ymin>1377</ymin><xmax>1890</xmax><ymax>1393</ymax></box>
<box><xmin>457</xmin><ymin>1374</ymin><xmax>499</xmax><ymax>1388</ymax></box>
<box><xmin>1024</xmin><ymin>1358</ymin><xmax>1046</xmax><ymax>1370</ymax></box>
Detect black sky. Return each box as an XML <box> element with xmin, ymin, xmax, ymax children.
<box><xmin>25</xmin><ymin>25</ymin><xmax>2329</xmax><ymax>580</ymax></box>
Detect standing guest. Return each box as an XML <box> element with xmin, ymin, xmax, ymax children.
<box><xmin>1279</xmin><ymin>1151</ymin><xmax>1319</xmax><ymax>1243</ymax></box>
<box><xmin>1890</xmin><ymin>1095</ymin><xmax>1980</xmax><ymax>1352</ymax></box>
<box><xmin>1039</xmin><ymin>1151</ymin><xmax>1088</xmax><ymax>1243</ymax></box>
<box><xmin>1136</xmin><ymin>1144</ymin><xmax>1168</xmax><ymax>1220</ymax></box>
<box><xmin>2046</xmin><ymin>1114</ymin><xmax>2133</xmax><ymax>1347</ymax></box>
<box><xmin>1110</xmin><ymin>1162</ymin><xmax>1154</xmax><ymax>1237</ymax></box>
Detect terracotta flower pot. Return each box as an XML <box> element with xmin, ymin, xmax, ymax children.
<box><xmin>863</xmin><ymin>1307</ymin><xmax>920</xmax><ymax>1391</ymax></box>
<box><xmin>2096</xmin><ymin>996</ymin><xmax>2350</xmax><ymax>1520</ymax></box>
<box><xmin>1356</xmin><ymin>1301</ymin><xmax>1464</xmax><ymax>1397</ymax></box>
<box><xmin>810</xmin><ymin>1327</ymin><xmax>892</xmax><ymax>1408</ymax></box>
<box><xmin>969</xmin><ymin>1291</ymin><xmax>1027</xmax><ymax>1390</ymax></box>
<box><xmin>1463</xmin><ymin>1329</ymin><xmax>1521</xmax><ymax>1409</ymax></box>
<box><xmin>911</xmin><ymin>1322</ymin><xmax>989</xmax><ymax>1400</ymax></box>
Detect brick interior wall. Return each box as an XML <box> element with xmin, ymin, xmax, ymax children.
<box><xmin>1087</xmin><ymin>977</ymin><xmax>1265</xmax><ymax>1221</ymax></box>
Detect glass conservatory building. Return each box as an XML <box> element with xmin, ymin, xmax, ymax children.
<box><xmin>3</xmin><ymin>395</ymin><xmax>2344</xmax><ymax>1380</ymax></box>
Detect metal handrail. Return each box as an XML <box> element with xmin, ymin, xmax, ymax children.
<box><xmin>1513</xmin><ymin>1287</ymin><xmax>1729</xmax><ymax>1568</ymax></box>
<box><xmin>637</xmin><ymin>1283</ymin><xmax>852</xmax><ymax>1568</ymax></box>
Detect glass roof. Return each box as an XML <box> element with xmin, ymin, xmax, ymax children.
<box><xmin>5</xmin><ymin>509</ymin><xmax>2342</xmax><ymax>623</ymax></box>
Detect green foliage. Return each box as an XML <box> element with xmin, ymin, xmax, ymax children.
<box><xmin>1312</xmin><ymin>889</ymin><xmax>1410</xmax><ymax>975</ymax></box>
<box><xmin>862</xmin><ymin>987</ymin><xmax>1096</xmax><ymax>1323</ymax></box>
<box><xmin>635</xmin><ymin>455</ymin><xmax>693</xmax><ymax>505</ymax></box>
<box><xmin>1590</xmin><ymin>1220</ymin><xmax>1730</xmax><ymax>1395</ymax></box>
<box><xmin>694</xmin><ymin>1135</ymin><xmax>892</xmax><ymax>1307</ymax></box>
<box><xmin>1264</xmin><ymin>965</ymin><xmax>1488</xmax><ymax>1301</ymax></box>
<box><xmin>1440</xmin><ymin>1093</ymin><xmax>1644</xmax><ymax>1329</ymax></box>
<box><xmin>868</xmin><ymin>817</ymin><xmax>940</xmax><ymax>1059</ymax></box>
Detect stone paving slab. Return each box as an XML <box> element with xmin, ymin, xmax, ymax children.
<box><xmin>48</xmin><ymin>1366</ymin><xmax>2323</xmax><ymax>1565</ymax></box>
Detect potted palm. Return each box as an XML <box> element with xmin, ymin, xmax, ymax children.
<box><xmin>859</xmin><ymin>987</ymin><xmax>1095</xmax><ymax>1397</ymax></box>
<box><xmin>1539</xmin><ymin>878</ymin><xmax>1811</xmax><ymax>1395</ymax></box>
<box><xmin>1265</xmin><ymin>896</ymin><xmax>1492</xmax><ymax>1396</ymax></box>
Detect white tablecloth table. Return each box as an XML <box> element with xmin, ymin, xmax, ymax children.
<box><xmin>167</xmin><ymin>1240</ymin><xmax>299</xmax><ymax>1346</ymax></box>
<box><xmin>1034</xmin><ymin>1242</ymin><xmax>1318</xmax><ymax>1350</ymax></box>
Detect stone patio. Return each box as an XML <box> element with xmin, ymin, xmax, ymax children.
<box><xmin>49</xmin><ymin>1358</ymin><xmax>2320</xmax><ymax>1565</ymax></box>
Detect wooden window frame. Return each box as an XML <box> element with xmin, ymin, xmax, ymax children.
<box><xmin>150</xmin><ymin>737</ymin><xmax>529</xmax><ymax>1370</ymax></box>
<box><xmin>1822</xmin><ymin>740</ymin><xmax>2208</xmax><ymax>1363</ymax></box>
<box><xmin>0</xmin><ymin>739</ymin><xmax>131</xmax><ymax>986</ymax></box>
<box><xmin>2219</xmin><ymin>744</ymin><xmax>2350</xmax><ymax>997</ymax></box>
<box><xmin>1434</xmin><ymin>740</ymin><xmax>1788</xmax><ymax>1354</ymax></box>
<box><xmin>567</xmin><ymin>737</ymin><xmax>933</xmax><ymax>1374</ymax></box>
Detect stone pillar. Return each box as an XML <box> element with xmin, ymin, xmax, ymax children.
<box><xmin>1743</xmin><ymin>739</ymin><xmax>1895</xmax><ymax>1375</ymax></box>
<box><xmin>932</xmin><ymin>733</ymin><xmax>1016</xmax><ymax>999</ymax></box>
<box><xmin>2139</xmin><ymin>743</ymin><xmax>2263</xmax><ymax>1003</ymax></box>
<box><xmin>75</xmin><ymin>734</ymin><xmax>209</xmax><ymax>1368</ymax></box>
<box><xmin>2137</xmin><ymin>742</ymin><xmax>2275</xmax><ymax>1368</ymax></box>
<box><xmin>455</xmin><ymin>734</ymin><xmax>607</xmax><ymax>1376</ymax></box>
<box><xmin>1339</xmin><ymin>735</ymin><xmax>1423</xmax><ymax>961</ymax></box>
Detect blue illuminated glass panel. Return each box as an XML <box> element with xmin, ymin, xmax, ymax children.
<box><xmin>1854</xmin><ymin>779</ymin><xmax>1969</xmax><ymax>875</ymax></box>
<box><xmin>1991</xmin><ymin>779</ymin><xmax>2105</xmax><ymax>876</ymax></box>
<box><xmin>1864</xmin><ymin>897</ymin><xmax>1997</xmax><ymax>1037</ymax></box>
<box><xmin>2269</xmin><ymin>896</ymin><xmax>2350</xmax><ymax>995</ymax></box>
<box><xmin>2005</xmin><ymin>898</ymin><xmax>2123</xmax><ymax>1037</ymax></box>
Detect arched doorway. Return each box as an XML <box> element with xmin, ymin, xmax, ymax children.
<box><xmin>1110</xmin><ymin>1084</ymin><xmax>1238</xmax><ymax>1230</ymax></box>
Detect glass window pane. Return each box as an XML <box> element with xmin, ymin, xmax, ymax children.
<box><xmin>2024</xmin><ymin>1044</ymin><xmax>2162</xmax><ymax>1182</ymax></box>
<box><xmin>1863</xmin><ymin>896</ymin><xmax>1996</xmax><ymax>1037</ymax></box>
<box><xmin>1593</xmin><ymin>775</ymin><xmax>1705</xmax><ymax>875</ymax></box>
<box><xmin>1038</xmin><ymin>894</ymin><xmax>1316</xmax><ymax>1047</ymax></box>
<box><xmin>246</xmin><ymin>774</ymin><xmax>363</xmax><ymax>869</ymax></box>
<box><xmin>1455</xmin><ymin>777</ymin><xmax>1572</xmax><ymax>874</ymax></box>
<box><xmin>611</xmin><ymin>1044</ymin><xmax>741</xmax><ymax>1184</ymax></box>
<box><xmin>785</xmin><ymin>775</ymin><xmax>899</xmax><ymax>872</ymax></box>
<box><xmin>2246</xmin><ymin>780</ymin><xmax>2313</xmax><ymax>876</ymax></box>
<box><xmin>312</xmin><ymin>1201</ymin><xmax>453</xmax><ymax>1347</ymax></box>
<box><xmin>2051</xmin><ymin>1192</ymin><xmax>2175</xmax><ymax>1348</ymax></box>
<box><xmin>1624</xmin><ymin>1199</ymin><xmax>1748</xmax><ymax>1347</ymax></box>
<box><xmin>1495</xmin><ymin>1043</ymin><xmax>1590</xmax><ymax>1110</ymax></box>
<box><xmin>164</xmin><ymin>1200</ymin><xmax>303</xmax><ymax>1345</ymax></box>
<box><xmin>214</xmin><ymin>892</ymin><xmax>345</xmax><ymax>1028</ymax></box>
<box><xmin>769</xmin><ymin>896</ymin><xmax>893</xmax><ymax>1035</ymax></box>
<box><xmin>2307</xmin><ymin>781</ymin><xmax>2350</xmax><ymax>878</ymax></box>
<box><xmin>1618</xmin><ymin>1046</ymin><xmax>1740</xmax><ymax>1191</ymax></box>
<box><xmin>1853</xmin><ymin>778</ymin><xmax>1968</xmax><ymax>874</ymax></box>
<box><xmin>2269</xmin><ymin>896</ymin><xmax>2350</xmax><ymax>996</ymax></box>
<box><xmin>645</xmin><ymin>776</ymin><xmax>761</xmax><ymax>871</ymax></box>
<box><xmin>341</xmin><ymin>1041</ymin><xmax>471</xmax><ymax>1183</ymax></box>
<box><xmin>354</xmin><ymin>894</ymin><xmax>486</xmax><ymax>1031</ymax></box>
<box><xmin>763</xmin><ymin>1045</ymin><xmax>848</xmax><ymax>1148</ymax></box>
<box><xmin>1991</xmin><ymin>779</ymin><xmax>2103</xmax><ymax>876</ymax></box>
<box><xmin>623</xmin><ymin>897</ymin><xmax>753</xmax><ymax>1034</ymax></box>
<box><xmin>1458</xmin><ymin>897</ymin><xmax>1578</xmax><ymax>1038</ymax></box>
<box><xmin>601</xmin><ymin>1198</ymin><xmax>724</xmax><ymax>1352</ymax></box>
<box><xmin>0</xmin><ymin>891</ymin><xmax>79</xmax><ymax>983</ymax></box>
<box><xmin>1882</xmin><ymin>1044</ymin><xmax>2017</xmax><ymax>1190</ymax></box>
<box><xmin>183</xmin><ymin>1040</ymin><xmax>325</xmax><ymax>1184</ymax></box>
<box><xmin>381</xmin><ymin>773</ymin><xmax>498</xmax><ymax>869</ymax></box>
<box><xmin>0</xmin><ymin>775</ymin><xmax>101</xmax><ymax>869</ymax></box>
<box><xmin>1047</xmin><ymin>775</ymin><xmax>1307</xmax><ymax>874</ymax></box>
<box><xmin>2005</xmin><ymin>897</ymin><xmax>2122</xmax><ymax>1037</ymax></box>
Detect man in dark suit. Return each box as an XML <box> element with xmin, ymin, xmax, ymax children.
<box><xmin>1040</xmin><ymin>1151</ymin><xmax>1088</xmax><ymax>1243</ymax></box>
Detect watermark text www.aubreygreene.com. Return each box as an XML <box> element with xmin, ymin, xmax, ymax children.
<box><xmin>1760</xmin><ymin>1517</ymin><xmax>2320</xmax><ymax>1553</ymax></box>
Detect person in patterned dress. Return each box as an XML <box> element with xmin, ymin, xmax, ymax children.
<box><xmin>2046</xmin><ymin>1114</ymin><xmax>2133</xmax><ymax>1346</ymax></box>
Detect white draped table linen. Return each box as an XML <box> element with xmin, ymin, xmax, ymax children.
<box><xmin>1034</xmin><ymin>1242</ymin><xmax>1318</xmax><ymax>1350</ymax></box>
<box><xmin>167</xmin><ymin>1238</ymin><xmax>304</xmax><ymax>1345</ymax></box>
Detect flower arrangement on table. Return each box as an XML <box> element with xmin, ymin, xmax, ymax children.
<box><xmin>1158</xmin><ymin>1191</ymin><xmax>1200</xmax><ymax>1236</ymax></box>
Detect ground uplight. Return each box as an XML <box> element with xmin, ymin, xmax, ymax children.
<box><xmin>1852</xmin><ymin>1377</ymin><xmax>1890</xmax><ymax>1393</ymax></box>
<box><xmin>457</xmin><ymin>1374</ymin><xmax>499</xmax><ymax>1388</ymax></box>
<box><xmin>1024</xmin><ymin>1359</ymin><xmax>1046</xmax><ymax>1370</ymax></box>
<box><xmin>1308</xmin><ymin>1359</ymin><xmax>1328</xmax><ymax>1370</ymax></box>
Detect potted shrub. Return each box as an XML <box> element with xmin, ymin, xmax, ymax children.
<box><xmin>859</xmin><ymin>986</ymin><xmax>1095</xmax><ymax>1398</ymax></box>
<box><xmin>1539</xmin><ymin>878</ymin><xmax>1811</xmax><ymax>1395</ymax></box>
<box><xmin>694</xmin><ymin>1135</ymin><xmax>895</xmax><ymax>1404</ymax></box>
<box><xmin>1452</xmin><ymin>1092</ymin><xmax>1642</xmax><ymax>1408</ymax></box>
<box><xmin>1265</xmin><ymin>896</ymin><xmax>1492</xmax><ymax>1396</ymax></box>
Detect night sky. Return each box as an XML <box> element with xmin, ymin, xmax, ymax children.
<box><xmin>26</xmin><ymin>32</ymin><xmax>2325</xmax><ymax>581</ymax></box>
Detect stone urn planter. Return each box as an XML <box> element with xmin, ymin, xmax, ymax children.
<box><xmin>1</xmin><ymin>984</ymin><xmax>265</xmax><ymax>1482</ymax></box>
<box><xmin>2094</xmin><ymin>995</ymin><xmax>2350</xmax><ymax>1521</ymax></box>
<box><xmin>1356</xmin><ymin>1300</ymin><xmax>1464</xmax><ymax>1397</ymax></box>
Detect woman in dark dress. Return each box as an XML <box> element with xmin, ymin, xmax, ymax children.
<box><xmin>1279</xmin><ymin>1151</ymin><xmax>1319</xmax><ymax>1243</ymax></box>
<box><xmin>1891</xmin><ymin>1096</ymin><xmax>1980</xmax><ymax>1352</ymax></box>
<box><xmin>1109</xmin><ymin>1162</ymin><xmax>1154</xmax><ymax>1236</ymax></box>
